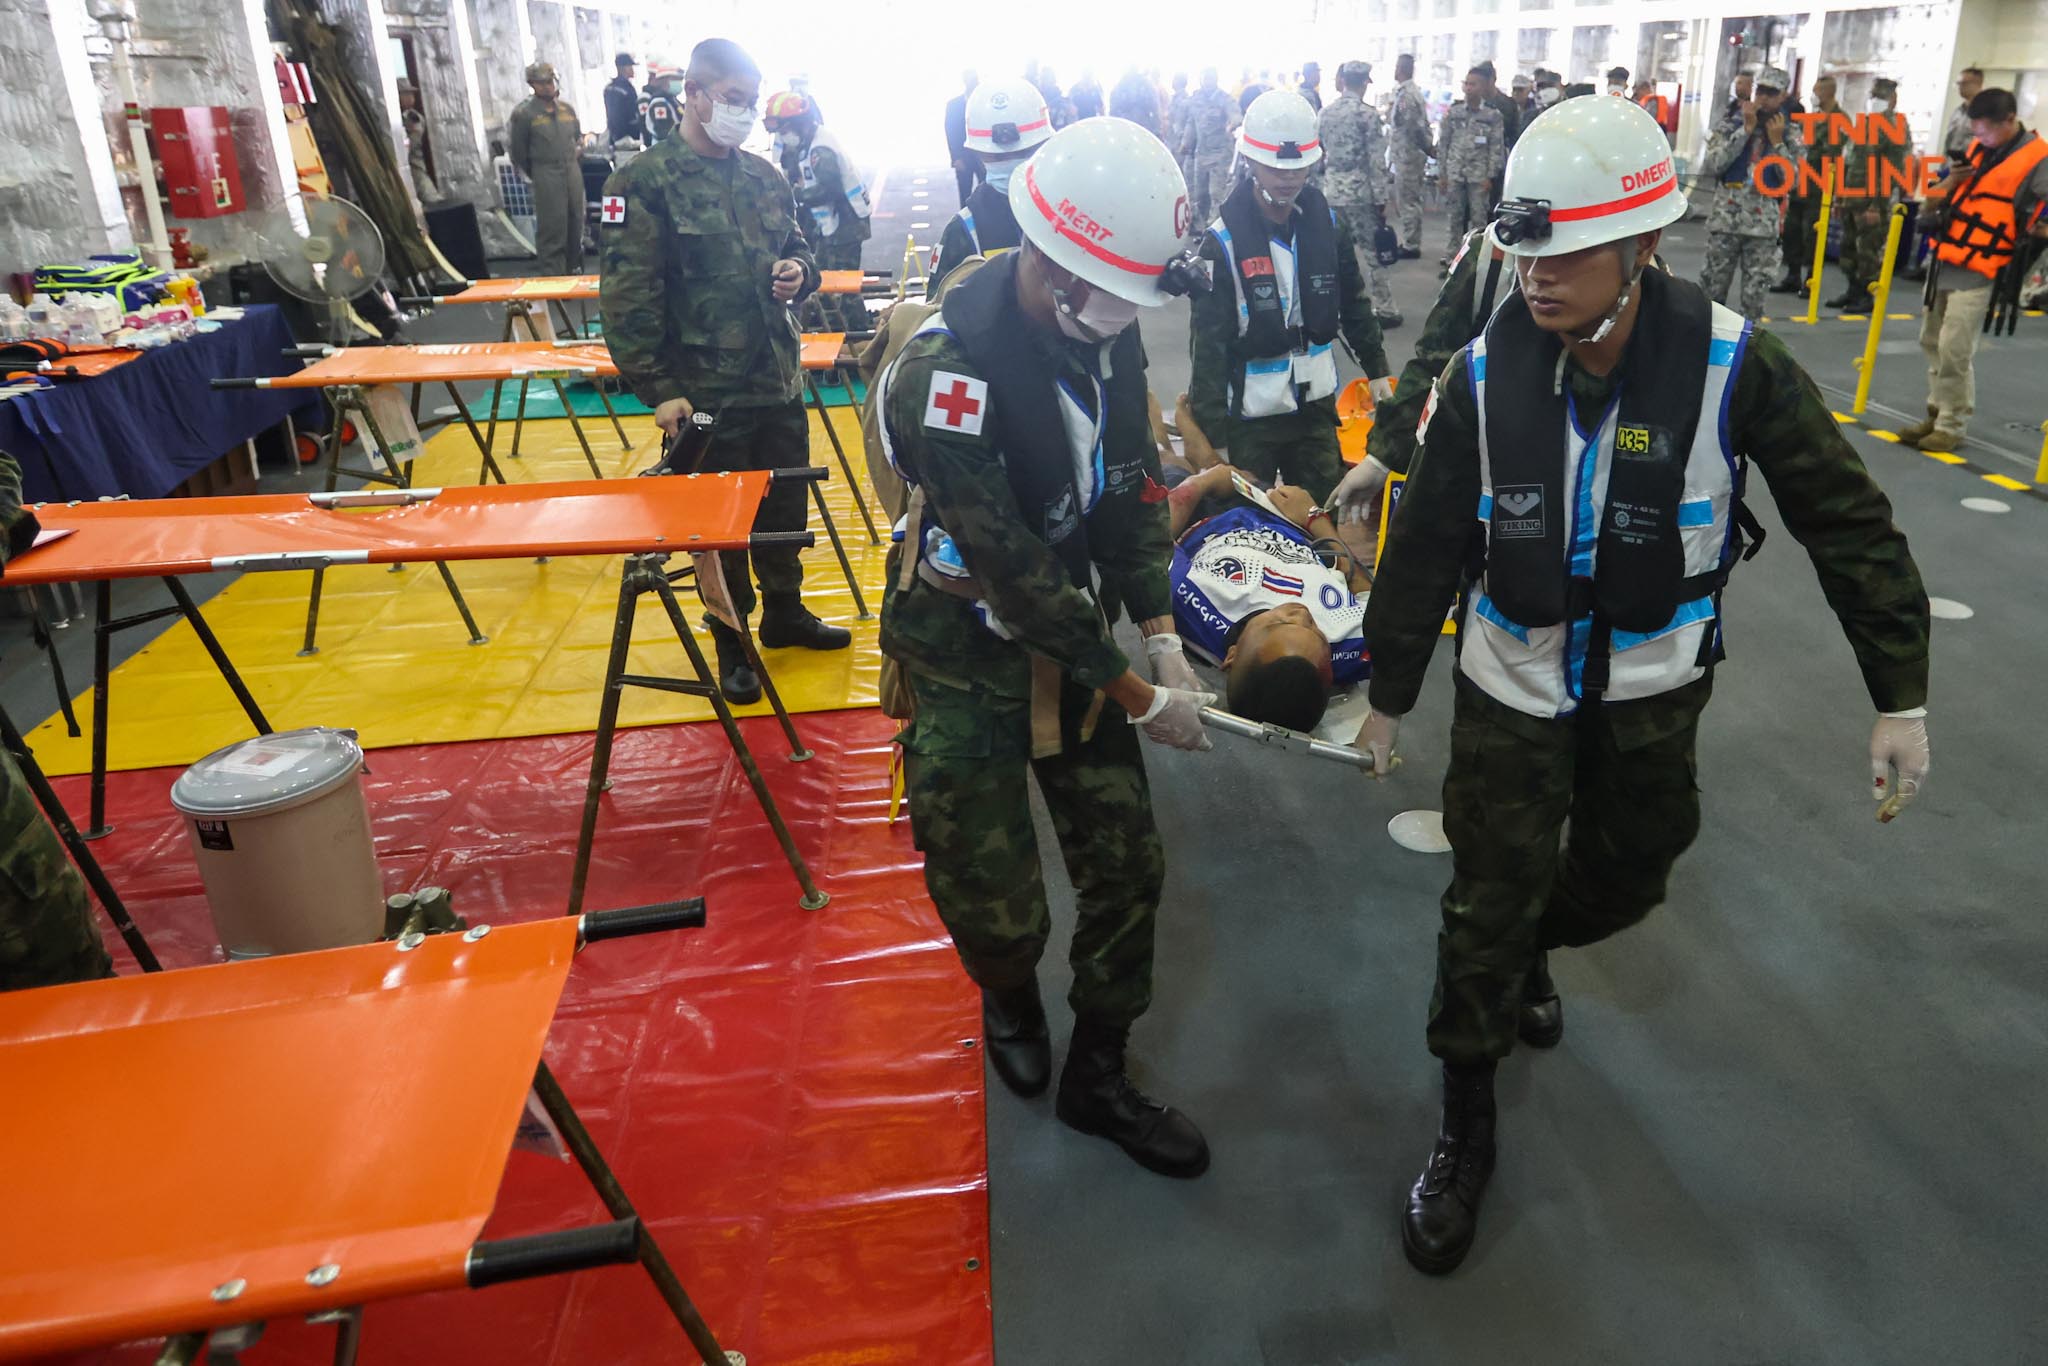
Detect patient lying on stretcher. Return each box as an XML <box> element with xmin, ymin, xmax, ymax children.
<box><xmin>1162</xmin><ymin>458</ymin><xmax>1373</xmax><ymax>735</ymax></box>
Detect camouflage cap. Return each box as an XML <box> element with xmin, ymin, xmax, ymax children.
<box><xmin>1872</xmin><ymin>76</ymin><xmax>1898</xmax><ymax>97</ymax></box>
<box><xmin>1337</xmin><ymin>60</ymin><xmax>1372</xmax><ymax>87</ymax></box>
<box><xmin>525</xmin><ymin>61</ymin><xmax>556</xmax><ymax>84</ymax></box>
<box><xmin>1511</xmin><ymin>73</ymin><xmax>1532</xmax><ymax>90</ymax></box>
<box><xmin>1755</xmin><ymin>65</ymin><xmax>1789</xmax><ymax>93</ymax></box>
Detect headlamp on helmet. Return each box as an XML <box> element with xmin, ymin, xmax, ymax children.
<box><xmin>1157</xmin><ymin>249</ymin><xmax>1215</xmax><ymax>298</ymax></box>
<box><xmin>1492</xmin><ymin>198</ymin><xmax>1553</xmax><ymax>247</ymax></box>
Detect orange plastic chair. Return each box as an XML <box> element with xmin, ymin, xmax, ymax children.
<box><xmin>0</xmin><ymin>907</ymin><xmax>732</xmax><ymax>1364</ymax></box>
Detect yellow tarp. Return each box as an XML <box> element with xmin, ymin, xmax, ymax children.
<box><xmin>28</xmin><ymin>407</ymin><xmax>890</xmax><ymax>777</ymax></box>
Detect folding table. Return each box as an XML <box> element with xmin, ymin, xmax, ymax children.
<box><xmin>0</xmin><ymin>906</ymin><xmax>741</xmax><ymax>1365</ymax></box>
<box><xmin>9</xmin><ymin>472</ymin><xmax>829</xmax><ymax>906</ymax></box>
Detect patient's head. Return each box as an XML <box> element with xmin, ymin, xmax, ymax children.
<box><xmin>1222</xmin><ymin>605</ymin><xmax>1333</xmax><ymax>731</ymax></box>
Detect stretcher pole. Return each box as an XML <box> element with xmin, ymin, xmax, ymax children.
<box><xmin>438</xmin><ymin>381</ymin><xmax>509</xmax><ymax>485</ymax></box>
<box><xmin>0</xmin><ymin>702</ymin><xmax>161</xmax><ymax>972</ymax></box>
<box><xmin>530</xmin><ymin>1062</ymin><xmax>733</xmax><ymax>1363</ymax></box>
<box><xmin>807</xmin><ymin>475</ymin><xmax>870</xmax><ymax>619</ymax></box>
<box><xmin>803</xmin><ymin>372</ymin><xmax>882</xmax><ymax>545</ymax></box>
<box><xmin>1852</xmin><ymin>204</ymin><xmax>1909</xmax><ymax>417</ymax></box>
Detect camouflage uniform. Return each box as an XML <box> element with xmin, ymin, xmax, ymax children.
<box><xmin>1363</xmin><ymin>327</ymin><xmax>1930</xmax><ymax>1064</ymax></box>
<box><xmin>1188</xmin><ymin>208</ymin><xmax>1390</xmax><ymax>500</ymax></box>
<box><xmin>1780</xmin><ymin>101</ymin><xmax>1846</xmax><ymax>282</ymax></box>
<box><xmin>1320</xmin><ymin>90</ymin><xmax>1399</xmax><ymax>315</ymax></box>
<box><xmin>1168</xmin><ymin>89</ymin><xmax>1195</xmax><ymax>193</ymax></box>
<box><xmin>792</xmin><ymin>139</ymin><xmax>873</xmax><ymax>332</ymax></box>
<box><xmin>1437</xmin><ymin>102</ymin><xmax>1505</xmax><ymax>259</ymax></box>
<box><xmin>1699</xmin><ymin>107</ymin><xmax>1801</xmax><ymax>320</ymax></box>
<box><xmin>1838</xmin><ymin>90</ymin><xmax>1915</xmax><ymax>298</ymax></box>
<box><xmin>1390</xmin><ymin>78</ymin><xmax>1434</xmax><ymax>251</ymax></box>
<box><xmin>0</xmin><ymin>451</ymin><xmax>109</xmax><ymax>993</ymax></box>
<box><xmin>881</xmin><ymin>324</ymin><xmax>1175</xmax><ymax>1026</ymax></box>
<box><xmin>509</xmin><ymin>94</ymin><xmax>587</xmax><ymax>275</ymax></box>
<box><xmin>1367</xmin><ymin>226</ymin><xmax>1499</xmax><ymax>476</ymax></box>
<box><xmin>1182</xmin><ymin>86</ymin><xmax>1242</xmax><ymax>227</ymax></box>
<box><xmin>599</xmin><ymin>136</ymin><xmax>820</xmax><ymax>617</ymax></box>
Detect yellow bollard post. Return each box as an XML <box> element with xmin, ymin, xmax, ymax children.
<box><xmin>1851</xmin><ymin>203</ymin><xmax>1909</xmax><ymax>417</ymax></box>
<box><xmin>2036</xmin><ymin>420</ymin><xmax>2048</xmax><ymax>485</ymax></box>
<box><xmin>1805</xmin><ymin>167</ymin><xmax>1835</xmax><ymax>326</ymax></box>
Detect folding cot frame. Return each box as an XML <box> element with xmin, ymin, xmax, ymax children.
<box><xmin>5</xmin><ymin>473</ymin><xmax>831</xmax><ymax>939</ymax></box>
<box><xmin>0</xmin><ymin>906</ymin><xmax>744</xmax><ymax>1366</ymax></box>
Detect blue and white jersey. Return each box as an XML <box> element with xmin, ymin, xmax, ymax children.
<box><xmin>1171</xmin><ymin>502</ymin><xmax>1370</xmax><ymax>685</ymax></box>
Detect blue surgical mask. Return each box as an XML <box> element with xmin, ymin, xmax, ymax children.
<box><xmin>983</xmin><ymin>160</ymin><xmax>1017</xmax><ymax>193</ymax></box>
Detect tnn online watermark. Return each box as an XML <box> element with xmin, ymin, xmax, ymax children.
<box><xmin>1748</xmin><ymin>114</ymin><xmax>1946</xmax><ymax>200</ymax></box>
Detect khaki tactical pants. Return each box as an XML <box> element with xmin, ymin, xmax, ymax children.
<box><xmin>1920</xmin><ymin>283</ymin><xmax>1993</xmax><ymax>438</ymax></box>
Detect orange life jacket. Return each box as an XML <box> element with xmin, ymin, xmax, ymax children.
<box><xmin>1935</xmin><ymin>130</ymin><xmax>2048</xmax><ymax>279</ymax></box>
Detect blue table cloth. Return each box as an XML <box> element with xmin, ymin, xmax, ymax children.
<box><xmin>0</xmin><ymin>304</ymin><xmax>324</xmax><ymax>503</ymax></box>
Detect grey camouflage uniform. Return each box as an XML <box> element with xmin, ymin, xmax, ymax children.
<box><xmin>1182</xmin><ymin>86</ymin><xmax>1242</xmax><ymax>227</ymax></box>
<box><xmin>1437</xmin><ymin>101</ymin><xmax>1505</xmax><ymax>258</ymax></box>
<box><xmin>1320</xmin><ymin>90</ymin><xmax>1398</xmax><ymax>314</ymax></box>
<box><xmin>1391</xmin><ymin>79</ymin><xmax>1433</xmax><ymax>250</ymax></box>
<box><xmin>1700</xmin><ymin>107</ymin><xmax>1801</xmax><ymax>320</ymax></box>
<box><xmin>1168</xmin><ymin>89</ymin><xmax>1195</xmax><ymax>189</ymax></box>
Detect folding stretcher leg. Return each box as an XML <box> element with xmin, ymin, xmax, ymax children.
<box><xmin>804</xmin><ymin>373</ymin><xmax>881</xmax><ymax>545</ymax></box>
<box><xmin>510</xmin><ymin>375</ymin><xmax>532</xmax><ymax>459</ymax></box>
<box><xmin>592</xmin><ymin>373</ymin><xmax>634</xmax><ymax>450</ymax></box>
<box><xmin>807</xmin><ymin>476</ymin><xmax>870</xmax><ymax>619</ymax></box>
<box><xmin>568</xmin><ymin>551</ymin><xmax>828</xmax><ymax>915</ymax></box>
<box><xmin>87</xmin><ymin>578</ymin><xmax>272</xmax><ymax>840</ymax></box>
<box><xmin>26</xmin><ymin>593</ymin><xmax>81</xmax><ymax>736</ymax></box>
<box><xmin>439</xmin><ymin>380</ymin><xmax>509</xmax><ymax>485</ymax></box>
<box><xmin>530</xmin><ymin>1062</ymin><xmax>734</xmax><ymax>1364</ymax></box>
<box><xmin>0</xmin><ymin>702</ymin><xmax>161</xmax><ymax>973</ymax></box>
<box><xmin>548</xmin><ymin>377</ymin><xmax>607</xmax><ymax>478</ymax></box>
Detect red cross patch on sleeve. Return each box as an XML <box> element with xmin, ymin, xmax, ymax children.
<box><xmin>923</xmin><ymin>371</ymin><xmax>988</xmax><ymax>436</ymax></box>
<box><xmin>600</xmin><ymin>195</ymin><xmax>626</xmax><ymax>225</ymax></box>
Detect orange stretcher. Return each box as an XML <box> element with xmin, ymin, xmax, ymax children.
<box><xmin>439</xmin><ymin>275</ymin><xmax>600</xmax><ymax>304</ymax></box>
<box><xmin>7</xmin><ymin>473</ymin><xmax>833</xmax><ymax>907</ymax></box>
<box><xmin>222</xmin><ymin>341</ymin><xmax>630</xmax><ymax>486</ymax></box>
<box><xmin>0</xmin><ymin>907</ymin><xmax>736</xmax><ymax>1364</ymax></box>
<box><xmin>794</xmin><ymin>331</ymin><xmax>880</xmax><ymax>545</ymax></box>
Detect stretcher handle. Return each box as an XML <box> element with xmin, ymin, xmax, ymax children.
<box><xmin>466</xmin><ymin>1217</ymin><xmax>640</xmax><ymax>1288</ymax></box>
<box><xmin>210</xmin><ymin>377</ymin><xmax>261</xmax><ymax>389</ymax></box>
<box><xmin>767</xmin><ymin>465</ymin><xmax>829</xmax><ymax>485</ymax></box>
<box><xmin>283</xmin><ymin>344</ymin><xmax>335</xmax><ymax>359</ymax></box>
<box><xmin>842</xmin><ymin>330</ymin><xmax>877</xmax><ymax>343</ymax></box>
<box><xmin>400</xmin><ymin>281</ymin><xmax>474</xmax><ymax>305</ymax></box>
<box><xmin>1199</xmin><ymin>706</ymin><xmax>1377</xmax><ymax>771</ymax></box>
<box><xmin>748</xmin><ymin>530</ymin><xmax>816</xmax><ymax>548</ymax></box>
<box><xmin>580</xmin><ymin>897</ymin><xmax>708</xmax><ymax>942</ymax></box>
<box><xmin>309</xmin><ymin>487</ymin><xmax>443</xmax><ymax>508</ymax></box>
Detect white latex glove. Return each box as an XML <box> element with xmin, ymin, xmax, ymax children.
<box><xmin>1332</xmin><ymin>455</ymin><xmax>1393</xmax><ymax>526</ymax></box>
<box><xmin>1131</xmin><ymin>684</ymin><xmax>1217</xmax><ymax>752</ymax></box>
<box><xmin>1144</xmin><ymin>631</ymin><xmax>1203</xmax><ymax>694</ymax></box>
<box><xmin>1357</xmin><ymin>707</ymin><xmax>1403</xmax><ymax>778</ymax></box>
<box><xmin>1870</xmin><ymin>709</ymin><xmax>1930</xmax><ymax>823</ymax></box>
<box><xmin>1368</xmin><ymin>375</ymin><xmax>1396</xmax><ymax>406</ymax></box>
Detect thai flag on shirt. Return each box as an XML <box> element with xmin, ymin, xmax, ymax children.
<box><xmin>1260</xmin><ymin>568</ymin><xmax>1304</xmax><ymax>597</ymax></box>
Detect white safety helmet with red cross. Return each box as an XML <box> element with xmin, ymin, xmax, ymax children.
<box><xmin>1237</xmin><ymin>89</ymin><xmax>1323</xmax><ymax>170</ymax></box>
<box><xmin>1488</xmin><ymin>96</ymin><xmax>1688</xmax><ymax>257</ymax></box>
<box><xmin>964</xmin><ymin>78</ymin><xmax>1053</xmax><ymax>156</ymax></box>
<box><xmin>1009</xmin><ymin>117</ymin><xmax>1195</xmax><ymax>306</ymax></box>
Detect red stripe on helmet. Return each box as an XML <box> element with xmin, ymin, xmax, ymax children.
<box><xmin>1021</xmin><ymin>162</ymin><xmax>1165</xmax><ymax>279</ymax></box>
<box><xmin>1547</xmin><ymin>171</ymin><xmax>1679</xmax><ymax>222</ymax></box>
<box><xmin>965</xmin><ymin>115</ymin><xmax>1050</xmax><ymax>138</ymax></box>
<box><xmin>1240</xmin><ymin>134</ymin><xmax>1321</xmax><ymax>155</ymax></box>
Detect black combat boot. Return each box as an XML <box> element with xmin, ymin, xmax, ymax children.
<box><xmin>702</xmin><ymin>615</ymin><xmax>762</xmax><ymax>705</ymax></box>
<box><xmin>1401</xmin><ymin>1060</ymin><xmax>1497</xmax><ymax>1275</ymax></box>
<box><xmin>982</xmin><ymin>978</ymin><xmax>1051</xmax><ymax>1097</ymax></box>
<box><xmin>1055</xmin><ymin>1015</ymin><xmax>1210</xmax><ymax>1178</ymax></box>
<box><xmin>757</xmin><ymin>593</ymin><xmax>852</xmax><ymax>651</ymax></box>
<box><xmin>1519</xmin><ymin>950</ymin><xmax>1564</xmax><ymax>1049</ymax></box>
<box><xmin>1826</xmin><ymin>286</ymin><xmax>1873</xmax><ymax>311</ymax></box>
<box><xmin>1768</xmin><ymin>270</ymin><xmax>1804</xmax><ymax>294</ymax></box>
<box><xmin>1398</xmin><ymin>245</ymin><xmax>1422</xmax><ymax>260</ymax></box>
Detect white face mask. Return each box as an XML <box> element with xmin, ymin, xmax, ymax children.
<box><xmin>1536</xmin><ymin>86</ymin><xmax>1562</xmax><ymax>107</ymax></box>
<box><xmin>982</xmin><ymin>160</ymin><xmax>1018</xmax><ymax>193</ymax></box>
<box><xmin>703</xmin><ymin>99</ymin><xmax>756</xmax><ymax>148</ymax></box>
<box><xmin>1607</xmin><ymin>84</ymin><xmax>1625</xmax><ymax>96</ymax></box>
<box><xmin>1053</xmin><ymin>283</ymin><xmax>1141</xmax><ymax>344</ymax></box>
<box><xmin>1867</xmin><ymin>97</ymin><xmax>1892</xmax><ymax>113</ymax></box>
<box><xmin>778</xmin><ymin>129</ymin><xmax>802</xmax><ymax>151</ymax></box>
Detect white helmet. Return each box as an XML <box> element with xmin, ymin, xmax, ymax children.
<box><xmin>1489</xmin><ymin>97</ymin><xmax>1687</xmax><ymax>257</ymax></box>
<box><xmin>1010</xmin><ymin>117</ymin><xmax>1193</xmax><ymax>306</ymax></box>
<box><xmin>1237</xmin><ymin>89</ymin><xmax>1323</xmax><ymax>170</ymax></box>
<box><xmin>964</xmin><ymin>78</ymin><xmax>1053</xmax><ymax>155</ymax></box>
